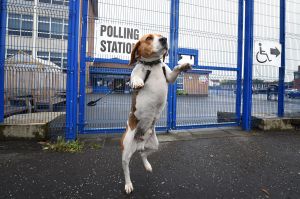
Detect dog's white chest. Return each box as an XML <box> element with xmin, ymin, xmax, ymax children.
<box><xmin>135</xmin><ymin>65</ymin><xmax>168</xmax><ymax>119</ymax></box>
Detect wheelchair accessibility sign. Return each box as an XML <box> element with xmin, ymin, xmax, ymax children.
<box><xmin>254</xmin><ymin>41</ymin><xmax>281</xmax><ymax>67</ymax></box>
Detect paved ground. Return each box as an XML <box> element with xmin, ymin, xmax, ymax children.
<box><xmin>85</xmin><ymin>92</ymin><xmax>300</xmax><ymax>128</ymax></box>
<box><xmin>1</xmin><ymin>128</ymin><xmax>300</xmax><ymax>199</ymax></box>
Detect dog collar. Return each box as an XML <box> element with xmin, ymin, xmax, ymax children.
<box><xmin>138</xmin><ymin>59</ymin><xmax>161</xmax><ymax>66</ymax></box>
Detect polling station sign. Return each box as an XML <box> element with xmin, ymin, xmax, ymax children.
<box><xmin>94</xmin><ymin>23</ymin><xmax>141</xmax><ymax>59</ymax></box>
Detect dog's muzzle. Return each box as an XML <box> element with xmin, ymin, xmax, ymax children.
<box><xmin>159</xmin><ymin>37</ymin><xmax>168</xmax><ymax>48</ymax></box>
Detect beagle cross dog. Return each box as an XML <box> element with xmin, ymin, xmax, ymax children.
<box><xmin>120</xmin><ymin>33</ymin><xmax>192</xmax><ymax>194</ymax></box>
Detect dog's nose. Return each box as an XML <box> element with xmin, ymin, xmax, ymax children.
<box><xmin>159</xmin><ymin>37</ymin><xmax>167</xmax><ymax>46</ymax></box>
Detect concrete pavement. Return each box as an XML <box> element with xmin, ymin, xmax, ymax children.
<box><xmin>1</xmin><ymin>128</ymin><xmax>300</xmax><ymax>199</ymax></box>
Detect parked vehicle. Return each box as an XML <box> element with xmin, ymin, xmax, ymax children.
<box><xmin>287</xmin><ymin>89</ymin><xmax>300</xmax><ymax>98</ymax></box>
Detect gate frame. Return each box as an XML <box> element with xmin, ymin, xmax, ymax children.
<box><xmin>0</xmin><ymin>0</ymin><xmax>8</xmax><ymax>123</ymax></box>
<box><xmin>77</xmin><ymin>0</ymin><xmax>246</xmax><ymax>135</ymax></box>
<box><xmin>65</xmin><ymin>0</ymin><xmax>81</xmax><ymax>140</ymax></box>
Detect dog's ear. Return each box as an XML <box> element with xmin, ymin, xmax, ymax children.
<box><xmin>129</xmin><ymin>41</ymin><xmax>140</xmax><ymax>66</ymax></box>
<box><xmin>162</xmin><ymin>49</ymin><xmax>168</xmax><ymax>62</ymax></box>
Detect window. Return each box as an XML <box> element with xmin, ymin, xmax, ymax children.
<box><xmin>50</xmin><ymin>52</ymin><xmax>62</xmax><ymax>66</ymax></box>
<box><xmin>62</xmin><ymin>53</ymin><xmax>68</xmax><ymax>68</ymax></box>
<box><xmin>37</xmin><ymin>51</ymin><xmax>67</xmax><ymax>68</ymax></box>
<box><xmin>38</xmin><ymin>16</ymin><xmax>68</xmax><ymax>39</ymax></box>
<box><xmin>51</xmin><ymin>18</ymin><xmax>63</xmax><ymax>39</ymax></box>
<box><xmin>8</xmin><ymin>13</ymin><xmax>33</xmax><ymax>36</ymax></box>
<box><xmin>37</xmin><ymin>51</ymin><xmax>49</xmax><ymax>60</ymax></box>
<box><xmin>39</xmin><ymin>0</ymin><xmax>68</xmax><ymax>6</ymax></box>
<box><xmin>6</xmin><ymin>49</ymin><xmax>32</xmax><ymax>58</ymax></box>
<box><xmin>38</xmin><ymin>16</ymin><xmax>50</xmax><ymax>38</ymax></box>
<box><xmin>52</xmin><ymin>0</ymin><xmax>63</xmax><ymax>5</ymax></box>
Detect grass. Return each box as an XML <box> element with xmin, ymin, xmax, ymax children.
<box><xmin>42</xmin><ymin>136</ymin><xmax>84</xmax><ymax>153</ymax></box>
<box><xmin>41</xmin><ymin>137</ymin><xmax>102</xmax><ymax>153</ymax></box>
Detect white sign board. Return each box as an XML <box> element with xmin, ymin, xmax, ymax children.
<box><xmin>254</xmin><ymin>41</ymin><xmax>282</xmax><ymax>67</ymax></box>
<box><xmin>94</xmin><ymin>23</ymin><xmax>141</xmax><ymax>59</ymax></box>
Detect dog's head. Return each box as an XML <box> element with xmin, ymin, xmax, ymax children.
<box><xmin>129</xmin><ymin>34</ymin><xmax>168</xmax><ymax>65</ymax></box>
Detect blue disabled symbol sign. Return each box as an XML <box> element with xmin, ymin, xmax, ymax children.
<box><xmin>254</xmin><ymin>41</ymin><xmax>282</xmax><ymax>67</ymax></box>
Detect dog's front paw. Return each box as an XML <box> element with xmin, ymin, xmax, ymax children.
<box><xmin>125</xmin><ymin>183</ymin><xmax>134</xmax><ymax>194</ymax></box>
<box><xmin>131</xmin><ymin>78</ymin><xmax>144</xmax><ymax>89</ymax></box>
<box><xmin>178</xmin><ymin>63</ymin><xmax>192</xmax><ymax>72</ymax></box>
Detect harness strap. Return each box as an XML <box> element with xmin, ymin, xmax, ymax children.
<box><xmin>162</xmin><ymin>66</ymin><xmax>168</xmax><ymax>83</ymax></box>
<box><xmin>144</xmin><ymin>70</ymin><xmax>151</xmax><ymax>82</ymax></box>
<box><xmin>143</xmin><ymin>67</ymin><xmax>167</xmax><ymax>83</ymax></box>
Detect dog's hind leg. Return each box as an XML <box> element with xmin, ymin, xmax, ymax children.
<box><xmin>122</xmin><ymin>128</ymin><xmax>137</xmax><ymax>194</ymax></box>
<box><xmin>140</xmin><ymin>128</ymin><xmax>159</xmax><ymax>172</ymax></box>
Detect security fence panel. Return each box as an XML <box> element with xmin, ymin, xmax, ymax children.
<box><xmin>1</xmin><ymin>0</ymin><xmax>71</xmax><ymax>138</ymax></box>
<box><xmin>285</xmin><ymin>0</ymin><xmax>300</xmax><ymax>117</ymax></box>
<box><xmin>251</xmin><ymin>0</ymin><xmax>281</xmax><ymax>118</ymax></box>
<box><xmin>176</xmin><ymin>0</ymin><xmax>242</xmax><ymax>128</ymax></box>
<box><xmin>80</xmin><ymin>0</ymin><xmax>170</xmax><ymax>133</ymax></box>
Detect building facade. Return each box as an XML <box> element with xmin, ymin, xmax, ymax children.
<box><xmin>5</xmin><ymin>0</ymin><xmax>97</xmax><ymax>69</ymax></box>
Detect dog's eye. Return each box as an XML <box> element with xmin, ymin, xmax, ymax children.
<box><xmin>146</xmin><ymin>36</ymin><xmax>153</xmax><ymax>41</ymax></box>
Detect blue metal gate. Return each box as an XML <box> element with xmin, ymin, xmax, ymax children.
<box><xmin>78</xmin><ymin>0</ymin><xmax>244</xmax><ymax>134</ymax></box>
<box><xmin>0</xmin><ymin>0</ymin><xmax>292</xmax><ymax>140</ymax></box>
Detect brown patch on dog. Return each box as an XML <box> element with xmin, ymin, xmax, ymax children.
<box><xmin>129</xmin><ymin>41</ymin><xmax>141</xmax><ymax>66</ymax></box>
<box><xmin>120</xmin><ymin>90</ymin><xmax>140</xmax><ymax>151</ymax></box>
<box><xmin>129</xmin><ymin>91</ymin><xmax>139</xmax><ymax>129</ymax></box>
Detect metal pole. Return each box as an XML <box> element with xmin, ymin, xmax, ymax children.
<box><xmin>168</xmin><ymin>0</ymin><xmax>179</xmax><ymax>130</ymax></box>
<box><xmin>235</xmin><ymin>0</ymin><xmax>244</xmax><ymax>125</ymax></box>
<box><xmin>242</xmin><ymin>0</ymin><xmax>254</xmax><ymax>131</ymax></box>
<box><xmin>72</xmin><ymin>0</ymin><xmax>80</xmax><ymax>136</ymax></box>
<box><xmin>0</xmin><ymin>0</ymin><xmax>8</xmax><ymax>123</ymax></box>
<box><xmin>66</xmin><ymin>0</ymin><xmax>76</xmax><ymax>140</ymax></box>
<box><xmin>278</xmin><ymin>0</ymin><xmax>286</xmax><ymax>117</ymax></box>
<box><xmin>78</xmin><ymin>0</ymin><xmax>88</xmax><ymax>133</ymax></box>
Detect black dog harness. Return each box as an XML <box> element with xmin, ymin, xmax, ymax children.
<box><xmin>137</xmin><ymin>59</ymin><xmax>167</xmax><ymax>83</ymax></box>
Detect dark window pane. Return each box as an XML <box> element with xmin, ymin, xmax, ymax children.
<box><xmin>8</xmin><ymin>18</ymin><xmax>20</xmax><ymax>30</ymax></box>
<box><xmin>38</xmin><ymin>23</ymin><xmax>49</xmax><ymax>33</ymax></box>
<box><xmin>21</xmin><ymin>31</ymin><xmax>32</xmax><ymax>36</ymax></box>
<box><xmin>22</xmin><ymin>14</ymin><xmax>33</xmax><ymax>20</ymax></box>
<box><xmin>51</xmin><ymin>23</ymin><xmax>62</xmax><ymax>34</ymax></box>
<box><xmin>63</xmin><ymin>58</ymin><xmax>67</xmax><ymax>68</ymax></box>
<box><xmin>37</xmin><ymin>51</ymin><xmax>49</xmax><ymax>60</ymax></box>
<box><xmin>9</xmin><ymin>13</ymin><xmax>21</xmax><ymax>18</ymax></box>
<box><xmin>38</xmin><ymin>16</ymin><xmax>50</xmax><ymax>22</ymax></box>
<box><xmin>52</xmin><ymin>0</ymin><xmax>63</xmax><ymax>5</ymax></box>
<box><xmin>7</xmin><ymin>49</ymin><xmax>19</xmax><ymax>58</ymax></box>
<box><xmin>39</xmin><ymin>0</ymin><xmax>51</xmax><ymax>3</ymax></box>
<box><xmin>22</xmin><ymin>21</ymin><xmax>33</xmax><ymax>31</ymax></box>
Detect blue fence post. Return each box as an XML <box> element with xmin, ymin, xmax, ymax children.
<box><xmin>66</xmin><ymin>0</ymin><xmax>80</xmax><ymax>141</ymax></box>
<box><xmin>242</xmin><ymin>0</ymin><xmax>254</xmax><ymax>131</ymax></box>
<box><xmin>0</xmin><ymin>0</ymin><xmax>7</xmax><ymax>123</ymax></box>
<box><xmin>78</xmin><ymin>0</ymin><xmax>88</xmax><ymax>133</ymax></box>
<box><xmin>235</xmin><ymin>0</ymin><xmax>244</xmax><ymax>125</ymax></box>
<box><xmin>278</xmin><ymin>0</ymin><xmax>286</xmax><ymax>117</ymax></box>
<box><xmin>72</xmin><ymin>0</ymin><xmax>80</xmax><ymax>136</ymax></box>
<box><xmin>168</xmin><ymin>0</ymin><xmax>179</xmax><ymax>130</ymax></box>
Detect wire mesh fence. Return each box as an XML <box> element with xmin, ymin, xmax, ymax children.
<box><xmin>252</xmin><ymin>0</ymin><xmax>281</xmax><ymax>118</ymax></box>
<box><xmin>285</xmin><ymin>0</ymin><xmax>300</xmax><ymax>117</ymax></box>
<box><xmin>176</xmin><ymin>0</ymin><xmax>240</xmax><ymax>127</ymax></box>
<box><xmin>251</xmin><ymin>0</ymin><xmax>300</xmax><ymax>118</ymax></box>
<box><xmin>1</xmin><ymin>0</ymin><xmax>299</xmax><ymax>137</ymax></box>
<box><xmin>2</xmin><ymin>0</ymin><xmax>69</xmax><ymax>136</ymax></box>
<box><xmin>83</xmin><ymin>0</ymin><xmax>170</xmax><ymax>130</ymax></box>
